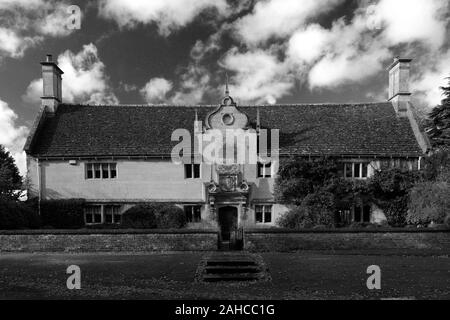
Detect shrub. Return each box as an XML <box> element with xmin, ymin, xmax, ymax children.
<box><xmin>407</xmin><ymin>181</ymin><xmax>450</xmax><ymax>226</ymax></box>
<box><xmin>121</xmin><ymin>204</ymin><xmax>157</xmax><ymax>229</ymax></box>
<box><xmin>122</xmin><ymin>203</ymin><xmax>186</xmax><ymax>229</ymax></box>
<box><xmin>277</xmin><ymin>191</ymin><xmax>336</xmax><ymax>229</ymax></box>
<box><xmin>0</xmin><ymin>199</ymin><xmax>40</xmax><ymax>229</ymax></box>
<box><xmin>277</xmin><ymin>206</ymin><xmax>314</xmax><ymax>229</ymax></box>
<box><xmin>155</xmin><ymin>205</ymin><xmax>186</xmax><ymax>229</ymax></box>
<box><xmin>39</xmin><ymin>199</ymin><xmax>85</xmax><ymax>229</ymax></box>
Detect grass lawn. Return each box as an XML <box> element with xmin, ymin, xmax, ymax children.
<box><xmin>0</xmin><ymin>251</ymin><xmax>448</xmax><ymax>300</ymax></box>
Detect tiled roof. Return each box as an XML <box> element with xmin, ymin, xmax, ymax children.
<box><xmin>27</xmin><ymin>102</ymin><xmax>424</xmax><ymax>157</ymax></box>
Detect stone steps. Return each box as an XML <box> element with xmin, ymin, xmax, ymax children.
<box><xmin>199</xmin><ymin>253</ymin><xmax>266</xmax><ymax>282</ymax></box>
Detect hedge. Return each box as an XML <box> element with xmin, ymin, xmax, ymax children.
<box><xmin>0</xmin><ymin>199</ymin><xmax>40</xmax><ymax>229</ymax></box>
<box><xmin>39</xmin><ymin>199</ymin><xmax>86</xmax><ymax>229</ymax></box>
<box><xmin>122</xmin><ymin>203</ymin><xmax>186</xmax><ymax>229</ymax></box>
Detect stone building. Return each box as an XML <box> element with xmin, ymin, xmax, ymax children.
<box><xmin>24</xmin><ymin>55</ymin><xmax>429</xmax><ymax>238</ymax></box>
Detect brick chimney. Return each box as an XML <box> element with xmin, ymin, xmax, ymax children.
<box><xmin>41</xmin><ymin>54</ymin><xmax>63</xmax><ymax>113</ymax></box>
<box><xmin>388</xmin><ymin>57</ymin><xmax>412</xmax><ymax>117</ymax></box>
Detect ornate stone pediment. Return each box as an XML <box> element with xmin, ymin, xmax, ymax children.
<box><xmin>205</xmin><ymin>95</ymin><xmax>249</xmax><ymax>130</ymax></box>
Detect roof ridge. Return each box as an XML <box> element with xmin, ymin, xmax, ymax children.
<box><xmin>60</xmin><ymin>101</ymin><xmax>390</xmax><ymax>108</ymax></box>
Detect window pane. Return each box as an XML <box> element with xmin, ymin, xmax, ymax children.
<box><xmin>264</xmin><ymin>210</ymin><xmax>272</xmax><ymax>223</ymax></box>
<box><xmin>87</xmin><ymin>164</ymin><xmax>93</xmax><ymax>179</ymax></box>
<box><xmin>94</xmin><ymin>213</ymin><xmax>102</xmax><ymax>223</ymax></box>
<box><xmin>193</xmin><ymin>164</ymin><xmax>200</xmax><ymax>178</ymax></box>
<box><xmin>85</xmin><ymin>214</ymin><xmax>93</xmax><ymax>224</ymax></box>
<box><xmin>110</xmin><ymin>164</ymin><xmax>117</xmax><ymax>179</ymax></box>
<box><xmin>263</xmin><ymin>163</ymin><xmax>271</xmax><ymax>178</ymax></box>
<box><xmin>185</xmin><ymin>164</ymin><xmax>192</xmax><ymax>179</ymax></box>
<box><xmin>184</xmin><ymin>206</ymin><xmax>193</xmax><ymax>222</ymax></box>
<box><xmin>102</xmin><ymin>164</ymin><xmax>109</xmax><ymax>178</ymax></box>
<box><xmin>362</xmin><ymin>163</ymin><xmax>368</xmax><ymax>178</ymax></box>
<box><xmin>193</xmin><ymin>206</ymin><xmax>201</xmax><ymax>222</ymax></box>
<box><xmin>113</xmin><ymin>214</ymin><xmax>121</xmax><ymax>224</ymax></box>
<box><xmin>354</xmin><ymin>163</ymin><xmax>361</xmax><ymax>178</ymax></box>
<box><xmin>105</xmin><ymin>214</ymin><xmax>113</xmax><ymax>223</ymax></box>
<box><xmin>345</xmin><ymin>163</ymin><xmax>352</xmax><ymax>178</ymax></box>
<box><xmin>363</xmin><ymin>205</ymin><xmax>371</xmax><ymax>222</ymax></box>
<box><xmin>354</xmin><ymin>206</ymin><xmax>362</xmax><ymax>222</ymax></box>
<box><xmin>257</xmin><ymin>163</ymin><xmax>264</xmax><ymax>178</ymax></box>
<box><xmin>255</xmin><ymin>206</ymin><xmax>263</xmax><ymax>223</ymax></box>
<box><xmin>255</xmin><ymin>211</ymin><xmax>263</xmax><ymax>223</ymax></box>
<box><xmin>94</xmin><ymin>164</ymin><xmax>101</xmax><ymax>179</ymax></box>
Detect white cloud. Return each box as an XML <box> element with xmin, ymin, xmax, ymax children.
<box><xmin>234</xmin><ymin>0</ymin><xmax>343</xmax><ymax>45</ymax></box>
<box><xmin>0</xmin><ymin>98</ymin><xmax>28</xmax><ymax>175</ymax></box>
<box><xmin>24</xmin><ymin>44</ymin><xmax>118</xmax><ymax>105</ymax></box>
<box><xmin>287</xmin><ymin>24</ymin><xmax>331</xmax><ymax>64</ymax></box>
<box><xmin>375</xmin><ymin>0</ymin><xmax>448</xmax><ymax>49</ymax></box>
<box><xmin>170</xmin><ymin>64</ymin><xmax>212</xmax><ymax>105</ymax></box>
<box><xmin>0</xmin><ymin>28</ymin><xmax>41</xmax><ymax>58</ymax></box>
<box><xmin>221</xmin><ymin>48</ymin><xmax>294</xmax><ymax>104</ymax></box>
<box><xmin>140</xmin><ymin>78</ymin><xmax>173</xmax><ymax>103</ymax></box>
<box><xmin>411</xmin><ymin>50</ymin><xmax>450</xmax><ymax>108</ymax></box>
<box><xmin>99</xmin><ymin>0</ymin><xmax>228</xmax><ymax>36</ymax></box>
<box><xmin>0</xmin><ymin>0</ymin><xmax>76</xmax><ymax>60</ymax></box>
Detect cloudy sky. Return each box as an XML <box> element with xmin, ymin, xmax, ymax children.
<box><xmin>0</xmin><ymin>0</ymin><xmax>449</xmax><ymax>174</ymax></box>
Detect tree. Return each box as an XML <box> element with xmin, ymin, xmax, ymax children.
<box><xmin>427</xmin><ymin>77</ymin><xmax>450</xmax><ymax>149</ymax></box>
<box><xmin>0</xmin><ymin>145</ymin><xmax>22</xmax><ymax>200</ymax></box>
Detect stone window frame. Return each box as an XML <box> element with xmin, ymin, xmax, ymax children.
<box><xmin>255</xmin><ymin>204</ymin><xmax>273</xmax><ymax>224</ymax></box>
<box><xmin>257</xmin><ymin>162</ymin><xmax>272</xmax><ymax>178</ymax></box>
<box><xmin>184</xmin><ymin>205</ymin><xmax>202</xmax><ymax>223</ymax></box>
<box><xmin>84</xmin><ymin>204</ymin><xmax>122</xmax><ymax>225</ymax></box>
<box><xmin>343</xmin><ymin>162</ymin><xmax>369</xmax><ymax>179</ymax></box>
<box><xmin>353</xmin><ymin>204</ymin><xmax>371</xmax><ymax>223</ymax></box>
<box><xmin>86</xmin><ymin>162</ymin><xmax>117</xmax><ymax>180</ymax></box>
<box><xmin>184</xmin><ymin>163</ymin><xmax>201</xmax><ymax>179</ymax></box>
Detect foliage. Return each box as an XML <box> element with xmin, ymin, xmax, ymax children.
<box><xmin>301</xmin><ymin>191</ymin><xmax>335</xmax><ymax>226</ymax></box>
<box><xmin>39</xmin><ymin>199</ymin><xmax>85</xmax><ymax>229</ymax></box>
<box><xmin>0</xmin><ymin>145</ymin><xmax>22</xmax><ymax>200</ymax></box>
<box><xmin>121</xmin><ymin>204</ymin><xmax>157</xmax><ymax>229</ymax></box>
<box><xmin>422</xmin><ymin>149</ymin><xmax>450</xmax><ymax>182</ymax></box>
<box><xmin>274</xmin><ymin>156</ymin><xmax>339</xmax><ymax>205</ymax></box>
<box><xmin>276</xmin><ymin>206</ymin><xmax>315</xmax><ymax>229</ymax></box>
<box><xmin>155</xmin><ymin>204</ymin><xmax>186</xmax><ymax>229</ymax></box>
<box><xmin>0</xmin><ymin>199</ymin><xmax>40</xmax><ymax>229</ymax></box>
<box><xmin>426</xmin><ymin>77</ymin><xmax>450</xmax><ymax>149</ymax></box>
<box><xmin>368</xmin><ymin>169</ymin><xmax>422</xmax><ymax>227</ymax></box>
<box><xmin>277</xmin><ymin>190</ymin><xmax>336</xmax><ymax>229</ymax></box>
<box><xmin>407</xmin><ymin>181</ymin><xmax>450</xmax><ymax>226</ymax></box>
<box><xmin>122</xmin><ymin>203</ymin><xmax>186</xmax><ymax>229</ymax></box>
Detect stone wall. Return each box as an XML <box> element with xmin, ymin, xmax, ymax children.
<box><xmin>0</xmin><ymin>230</ymin><xmax>218</xmax><ymax>252</ymax></box>
<box><xmin>245</xmin><ymin>229</ymin><xmax>450</xmax><ymax>253</ymax></box>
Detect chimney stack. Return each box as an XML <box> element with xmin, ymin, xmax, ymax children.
<box><xmin>41</xmin><ymin>54</ymin><xmax>63</xmax><ymax>113</ymax></box>
<box><xmin>388</xmin><ymin>57</ymin><xmax>412</xmax><ymax>117</ymax></box>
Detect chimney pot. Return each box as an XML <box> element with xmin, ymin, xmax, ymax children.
<box><xmin>46</xmin><ymin>54</ymin><xmax>52</xmax><ymax>62</ymax></box>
